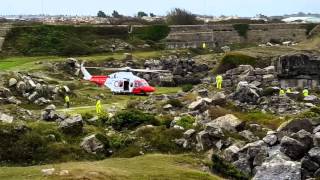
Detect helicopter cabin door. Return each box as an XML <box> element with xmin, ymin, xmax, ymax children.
<box><xmin>123</xmin><ymin>80</ymin><xmax>130</xmax><ymax>91</ymax></box>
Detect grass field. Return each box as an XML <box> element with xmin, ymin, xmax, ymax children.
<box><xmin>0</xmin><ymin>50</ymin><xmax>178</xmax><ymax>71</ymax></box>
<box><xmin>0</xmin><ymin>154</ymin><xmax>222</xmax><ymax>180</ymax></box>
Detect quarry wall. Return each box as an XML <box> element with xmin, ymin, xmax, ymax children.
<box><xmin>166</xmin><ymin>24</ymin><xmax>315</xmax><ymax>49</ymax></box>
<box><xmin>0</xmin><ymin>23</ymin><xmax>12</xmax><ymax>52</ymax></box>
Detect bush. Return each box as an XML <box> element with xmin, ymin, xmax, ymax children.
<box><xmin>182</xmin><ymin>84</ymin><xmax>193</xmax><ymax>92</ymax></box>
<box><xmin>110</xmin><ymin>109</ymin><xmax>158</xmax><ymax>130</ymax></box>
<box><xmin>305</xmin><ymin>23</ymin><xmax>318</xmax><ymax>35</ymax></box>
<box><xmin>211</xmin><ymin>154</ymin><xmax>250</xmax><ymax>180</ymax></box>
<box><xmin>166</xmin><ymin>8</ymin><xmax>201</xmax><ymax>25</ymax></box>
<box><xmin>157</xmin><ymin>115</ymin><xmax>174</xmax><ymax>128</ymax></box>
<box><xmin>0</xmin><ymin>122</ymin><xmax>94</xmax><ymax>165</ymax></box>
<box><xmin>208</xmin><ymin>106</ymin><xmax>230</xmax><ymax>120</ymax></box>
<box><xmin>136</xmin><ymin>126</ymin><xmax>184</xmax><ymax>153</ymax></box>
<box><xmin>4</xmin><ymin>25</ymin><xmax>129</xmax><ymax>56</ymax></box>
<box><xmin>215</xmin><ymin>52</ymin><xmax>257</xmax><ymax>74</ymax></box>
<box><xmin>166</xmin><ymin>99</ymin><xmax>183</xmax><ymax>108</ymax></box>
<box><xmin>233</xmin><ymin>24</ymin><xmax>249</xmax><ymax>38</ymax></box>
<box><xmin>176</xmin><ymin>116</ymin><xmax>195</xmax><ymax>129</ymax></box>
<box><xmin>133</xmin><ymin>25</ymin><xmax>170</xmax><ymax>41</ymax></box>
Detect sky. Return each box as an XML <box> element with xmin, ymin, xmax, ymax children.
<box><xmin>0</xmin><ymin>0</ymin><xmax>319</xmax><ymax>17</ymax></box>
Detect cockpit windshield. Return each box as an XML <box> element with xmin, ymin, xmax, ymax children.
<box><xmin>135</xmin><ymin>80</ymin><xmax>149</xmax><ymax>87</ymax></box>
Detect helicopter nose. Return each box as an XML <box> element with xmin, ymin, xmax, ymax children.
<box><xmin>142</xmin><ymin>86</ymin><xmax>155</xmax><ymax>92</ymax></box>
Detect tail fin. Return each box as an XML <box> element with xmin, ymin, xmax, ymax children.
<box><xmin>80</xmin><ymin>62</ymin><xmax>92</xmax><ymax>80</ymax></box>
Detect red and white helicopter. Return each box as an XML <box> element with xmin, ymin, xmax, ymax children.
<box><xmin>76</xmin><ymin>62</ymin><xmax>169</xmax><ymax>95</ymax></box>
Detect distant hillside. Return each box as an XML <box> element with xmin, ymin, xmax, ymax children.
<box><xmin>1</xmin><ymin>24</ymin><xmax>170</xmax><ymax>56</ymax></box>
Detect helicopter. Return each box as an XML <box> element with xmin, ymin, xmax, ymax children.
<box><xmin>76</xmin><ymin>62</ymin><xmax>169</xmax><ymax>95</ymax></box>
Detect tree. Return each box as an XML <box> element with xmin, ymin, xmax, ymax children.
<box><xmin>97</xmin><ymin>11</ymin><xmax>107</xmax><ymax>18</ymax></box>
<box><xmin>166</xmin><ymin>8</ymin><xmax>199</xmax><ymax>25</ymax></box>
<box><xmin>137</xmin><ymin>11</ymin><xmax>148</xmax><ymax>18</ymax></box>
<box><xmin>150</xmin><ymin>13</ymin><xmax>156</xmax><ymax>17</ymax></box>
<box><xmin>112</xmin><ymin>10</ymin><xmax>122</xmax><ymax>18</ymax></box>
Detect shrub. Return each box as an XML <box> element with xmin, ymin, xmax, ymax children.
<box><xmin>4</xmin><ymin>25</ymin><xmax>129</xmax><ymax>56</ymax></box>
<box><xmin>0</xmin><ymin>122</ymin><xmax>94</xmax><ymax>165</ymax></box>
<box><xmin>157</xmin><ymin>115</ymin><xmax>174</xmax><ymax>128</ymax></box>
<box><xmin>208</xmin><ymin>106</ymin><xmax>230</xmax><ymax>120</ymax></box>
<box><xmin>166</xmin><ymin>99</ymin><xmax>183</xmax><ymax>108</ymax></box>
<box><xmin>211</xmin><ymin>154</ymin><xmax>250</xmax><ymax>180</ymax></box>
<box><xmin>136</xmin><ymin>126</ymin><xmax>184</xmax><ymax>153</ymax></box>
<box><xmin>215</xmin><ymin>52</ymin><xmax>257</xmax><ymax>74</ymax></box>
<box><xmin>133</xmin><ymin>25</ymin><xmax>170</xmax><ymax>41</ymax></box>
<box><xmin>305</xmin><ymin>23</ymin><xmax>318</xmax><ymax>35</ymax></box>
<box><xmin>110</xmin><ymin>109</ymin><xmax>157</xmax><ymax>130</ymax></box>
<box><xmin>182</xmin><ymin>84</ymin><xmax>193</xmax><ymax>92</ymax></box>
<box><xmin>176</xmin><ymin>116</ymin><xmax>195</xmax><ymax>129</ymax></box>
<box><xmin>81</xmin><ymin>112</ymin><xmax>94</xmax><ymax>121</ymax></box>
<box><xmin>233</xmin><ymin>24</ymin><xmax>249</xmax><ymax>38</ymax></box>
<box><xmin>166</xmin><ymin>8</ymin><xmax>201</xmax><ymax>25</ymax></box>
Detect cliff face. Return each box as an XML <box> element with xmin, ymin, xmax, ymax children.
<box><xmin>166</xmin><ymin>24</ymin><xmax>315</xmax><ymax>49</ymax></box>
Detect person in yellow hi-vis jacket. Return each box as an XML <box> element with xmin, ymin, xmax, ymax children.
<box><xmin>216</xmin><ymin>75</ymin><xmax>223</xmax><ymax>89</ymax></box>
<box><xmin>96</xmin><ymin>98</ymin><xmax>103</xmax><ymax>115</ymax></box>
<box><xmin>303</xmin><ymin>88</ymin><xmax>309</xmax><ymax>97</ymax></box>
<box><xmin>65</xmin><ymin>95</ymin><xmax>70</xmax><ymax>108</ymax></box>
<box><xmin>286</xmin><ymin>88</ymin><xmax>292</xmax><ymax>94</ymax></box>
<box><xmin>279</xmin><ymin>89</ymin><xmax>285</xmax><ymax>96</ymax></box>
<box><xmin>202</xmin><ymin>42</ymin><xmax>206</xmax><ymax>49</ymax></box>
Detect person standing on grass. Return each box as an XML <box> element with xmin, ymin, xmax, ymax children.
<box><xmin>65</xmin><ymin>94</ymin><xmax>70</xmax><ymax>108</ymax></box>
<box><xmin>216</xmin><ymin>75</ymin><xmax>223</xmax><ymax>90</ymax></box>
<box><xmin>96</xmin><ymin>98</ymin><xmax>103</xmax><ymax>115</ymax></box>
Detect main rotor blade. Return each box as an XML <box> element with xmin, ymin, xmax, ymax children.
<box><xmin>130</xmin><ymin>69</ymin><xmax>170</xmax><ymax>73</ymax></box>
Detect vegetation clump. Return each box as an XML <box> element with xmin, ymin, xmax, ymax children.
<box><xmin>110</xmin><ymin>109</ymin><xmax>159</xmax><ymax>130</ymax></box>
<box><xmin>216</xmin><ymin>52</ymin><xmax>257</xmax><ymax>73</ymax></box>
<box><xmin>133</xmin><ymin>25</ymin><xmax>170</xmax><ymax>41</ymax></box>
<box><xmin>211</xmin><ymin>154</ymin><xmax>250</xmax><ymax>180</ymax></box>
<box><xmin>166</xmin><ymin>8</ymin><xmax>201</xmax><ymax>25</ymax></box>
<box><xmin>166</xmin><ymin>99</ymin><xmax>183</xmax><ymax>108</ymax></box>
<box><xmin>175</xmin><ymin>115</ymin><xmax>195</xmax><ymax>129</ymax></box>
<box><xmin>233</xmin><ymin>23</ymin><xmax>250</xmax><ymax>38</ymax></box>
<box><xmin>182</xmin><ymin>84</ymin><xmax>194</xmax><ymax>92</ymax></box>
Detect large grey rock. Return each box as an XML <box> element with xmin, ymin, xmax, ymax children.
<box><xmin>204</xmin><ymin>123</ymin><xmax>224</xmax><ymax>138</ymax></box>
<box><xmin>0</xmin><ymin>113</ymin><xmax>14</xmax><ymax>123</ymax></box>
<box><xmin>241</xmin><ymin>140</ymin><xmax>267</xmax><ymax>159</ymax></box>
<box><xmin>253</xmin><ymin>148</ymin><xmax>268</xmax><ymax>167</ymax></box>
<box><xmin>196</xmin><ymin>130</ymin><xmax>213</xmax><ymax>151</ymax></box>
<box><xmin>277</xmin><ymin>119</ymin><xmax>313</xmax><ymax>133</ymax></box>
<box><xmin>304</xmin><ymin>95</ymin><xmax>318</xmax><ymax>102</ymax></box>
<box><xmin>290</xmin><ymin>129</ymin><xmax>313</xmax><ymax>149</ymax></box>
<box><xmin>308</xmin><ymin>147</ymin><xmax>320</xmax><ymax>164</ymax></box>
<box><xmin>28</xmin><ymin>91</ymin><xmax>39</xmax><ymax>102</ymax></box>
<box><xmin>0</xmin><ymin>87</ymin><xmax>11</xmax><ymax>98</ymax></box>
<box><xmin>208</xmin><ymin>114</ymin><xmax>242</xmax><ymax>132</ymax></box>
<box><xmin>188</xmin><ymin>98</ymin><xmax>206</xmax><ymax>111</ymax></box>
<box><xmin>211</xmin><ymin>92</ymin><xmax>226</xmax><ymax>105</ymax></box>
<box><xmin>7</xmin><ymin>96</ymin><xmax>22</xmax><ymax>105</ymax></box>
<box><xmin>239</xmin><ymin>130</ymin><xmax>259</xmax><ymax>142</ymax></box>
<box><xmin>313</xmin><ymin>132</ymin><xmax>320</xmax><ymax>147</ymax></box>
<box><xmin>224</xmin><ymin>145</ymin><xmax>240</xmax><ymax>162</ymax></box>
<box><xmin>59</xmin><ymin>115</ymin><xmax>83</xmax><ymax>135</ymax></box>
<box><xmin>8</xmin><ymin>78</ymin><xmax>17</xmax><ymax>87</ymax></box>
<box><xmin>16</xmin><ymin>81</ymin><xmax>26</xmax><ymax>92</ymax></box>
<box><xmin>263</xmin><ymin>133</ymin><xmax>278</xmax><ymax>146</ymax></box>
<box><xmin>80</xmin><ymin>134</ymin><xmax>104</xmax><ymax>154</ymax></box>
<box><xmin>301</xmin><ymin>156</ymin><xmax>319</xmax><ymax>172</ymax></box>
<box><xmin>280</xmin><ymin>136</ymin><xmax>307</xmax><ymax>160</ymax></box>
<box><xmin>253</xmin><ymin>154</ymin><xmax>301</xmax><ymax>180</ymax></box>
<box><xmin>233</xmin><ymin>158</ymin><xmax>251</xmax><ymax>175</ymax></box>
<box><xmin>183</xmin><ymin>129</ymin><xmax>196</xmax><ymax>139</ymax></box>
<box><xmin>233</xmin><ymin>81</ymin><xmax>260</xmax><ymax>104</ymax></box>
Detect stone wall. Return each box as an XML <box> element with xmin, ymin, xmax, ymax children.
<box><xmin>166</xmin><ymin>23</ymin><xmax>314</xmax><ymax>49</ymax></box>
<box><xmin>0</xmin><ymin>23</ymin><xmax>12</xmax><ymax>52</ymax></box>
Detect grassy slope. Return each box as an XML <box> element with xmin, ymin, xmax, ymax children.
<box><xmin>0</xmin><ymin>154</ymin><xmax>222</xmax><ymax>180</ymax></box>
<box><xmin>0</xmin><ymin>50</ymin><xmax>172</xmax><ymax>71</ymax></box>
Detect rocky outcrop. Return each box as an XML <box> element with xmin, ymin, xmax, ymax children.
<box><xmin>58</xmin><ymin>115</ymin><xmax>83</xmax><ymax>135</ymax></box>
<box><xmin>80</xmin><ymin>134</ymin><xmax>105</xmax><ymax>154</ymax></box>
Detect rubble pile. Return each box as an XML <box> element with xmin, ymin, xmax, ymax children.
<box><xmin>0</xmin><ymin>73</ymin><xmax>70</xmax><ymax>106</ymax></box>
<box><xmin>222</xmin><ymin>65</ymin><xmax>278</xmax><ymax>88</ymax></box>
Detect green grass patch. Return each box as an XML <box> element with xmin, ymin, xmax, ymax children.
<box><xmin>0</xmin><ymin>154</ymin><xmax>222</xmax><ymax>180</ymax></box>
